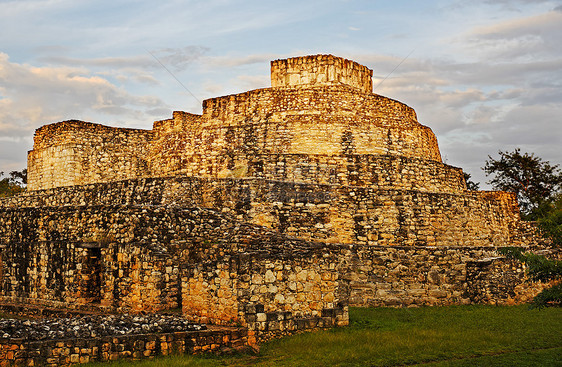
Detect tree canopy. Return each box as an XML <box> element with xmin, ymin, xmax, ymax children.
<box><xmin>0</xmin><ymin>169</ymin><xmax>27</xmax><ymax>197</ymax></box>
<box><xmin>486</xmin><ymin>149</ymin><xmax>561</xmax><ymax>307</ymax></box>
<box><xmin>463</xmin><ymin>172</ymin><xmax>480</xmax><ymax>191</ymax></box>
<box><xmin>483</xmin><ymin>148</ymin><xmax>562</xmax><ymax>217</ymax></box>
<box><xmin>498</xmin><ymin>193</ymin><xmax>561</xmax><ymax>308</ymax></box>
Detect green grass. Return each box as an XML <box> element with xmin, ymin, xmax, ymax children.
<box><xmin>84</xmin><ymin>305</ymin><xmax>562</xmax><ymax>367</ymax></box>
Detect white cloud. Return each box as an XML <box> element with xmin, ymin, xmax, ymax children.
<box><xmin>39</xmin><ymin>55</ymin><xmax>155</xmax><ymax>69</ymax></box>
<box><xmin>350</xmin><ymin>8</ymin><xmax>562</xmax><ymax>184</ymax></box>
<box><xmin>461</xmin><ymin>9</ymin><xmax>562</xmax><ymax>60</ymax></box>
<box><xmin>233</xmin><ymin>74</ymin><xmax>270</xmax><ymax>92</ymax></box>
<box><xmin>0</xmin><ymin>52</ymin><xmax>168</xmax><ymax>138</ymax></box>
<box><xmin>39</xmin><ymin>46</ymin><xmax>208</xmax><ymax>74</ymax></box>
<box><xmin>201</xmin><ymin>53</ymin><xmax>283</xmax><ymax>68</ymax></box>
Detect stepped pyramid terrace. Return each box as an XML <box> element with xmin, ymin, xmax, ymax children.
<box><xmin>0</xmin><ymin>55</ymin><xmax>554</xmax><ymax>360</ymax></box>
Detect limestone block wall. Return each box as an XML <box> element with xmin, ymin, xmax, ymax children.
<box><xmin>182</xmin><ymin>249</ymin><xmax>348</xmax><ymax>326</ymax></box>
<box><xmin>28</xmin><ymin>120</ymin><xmax>153</xmax><ymax>190</ymax></box>
<box><xmin>0</xmin><ymin>177</ymin><xmax>171</xmax><ymax>209</ymax></box>
<box><xmin>152</xmin><ymin>111</ymin><xmax>202</xmax><ymax>138</ymax></box>
<box><xmin>27</xmin><ymin>144</ymin><xmax>78</xmax><ymax>191</ymax></box>
<box><xmin>180</xmin><ymin>235</ymin><xmax>553</xmax><ymax>321</ymax></box>
<box><xmin>344</xmin><ymin>245</ymin><xmax>555</xmax><ymax>307</ymax></box>
<box><xmin>271</xmin><ymin>54</ymin><xmax>373</xmax><ymax>93</ymax></box>
<box><xmin>199</xmin><ymin>87</ymin><xmax>436</xmax><ymax>162</ymax></box>
<box><xmin>0</xmin><ymin>202</ymin><xmax>354</xmax><ymax>332</ymax></box>
<box><xmin>0</xmin><ymin>203</ymin><xmax>322</xmax><ymax>315</ymax></box>
<box><xmin>243</xmin><ymin>305</ymin><xmax>348</xmax><ymax>343</ymax></box>
<box><xmin>149</xmin><ymin>152</ymin><xmax>463</xmax><ymax>193</ymax></box>
<box><xmin>158</xmin><ymin>179</ymin><xmax>530</xmax><ymax>248</ymax></box>
<box><xmin>201</xmin><ymin>86</ymin><xmax>418</xmax><ymax>127</ymax></box>
<box><xmin>149</xmin><ymin>119</ymin><xmax>442</xmax><ymax>181</ymax></box>
<box><xmin>1</xmin><ymin>172</ymin><xmax>463</xmax><ymax>211</ymax></box>
<box><xmin>243</xmin><ymin>154</ymin><xmax>464</xmax><ymax>191</ymax></box>
<box><xmin>232</xmin><ymin>187</ymin><xmax>526</xmax><ymax>248</ymax></box>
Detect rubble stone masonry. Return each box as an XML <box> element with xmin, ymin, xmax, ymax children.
<box><xmin>0</xmin><ymin>54</ymin><xmax>556</xmax><ymax>362</ymax></box>
<box><xmin>0</xmin><ymin>197</ymin><xmax>551</xmax><ymax>317</ymax></box>
<box><xmin>28</xmin><ymin>121</ymin><xmax>152</xmax><ymax>191</ymax></box>
<box><xmin>0</xmin><ymin>327</ymin><xmax>247</xmax><ymax>367</ymax></box>
<box><xmin>270</xmin><ymin>54</ymin><xmax>373</xmax><ymax>92</ymax></box>
<box><xmin>0</xmin><ymin>176</ymin><xmax>532</xmax><ymax>247</ymax></box>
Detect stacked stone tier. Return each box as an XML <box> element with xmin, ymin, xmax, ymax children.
<box><xmin>197</xmin><ymin>86</ymin><xmax>438</xmax><ymax>162</ymax></box>
<box><xmin>150</xmin><ymin>85</ymin><xmax>442</xmax><ymax>180</ymax></box>
<box><xmin>28</xmin><ymin>121</ymin><xmax>152</xmax><ymax>191</ymax></box>
<box><xmin>0</xmin><ymin>176</ymin><xmax>531</xmax><ymax>248</ymax></box>
<box><xmin>28</xmin><ymin>84</ymin><xmax>441</xmax><ymax>191</ymax></box>
<box><xmin>200</xmin><ymin>86</ymin><xmax>419</xmax><ymax>129</ymax></box>
<box><xmin>0</xmin><ymin>200</ymin><xmax>548</xmax><ymax>321</ymax></box>
<box><xmin>270</xmin><ymin>54</ymin><xmax>373</xmax><ymax>92</ymax></box>
<box><xmin>148</xmin><ymin>152</ymin><xmax>464</xmax><ymax>193</ymax></box>
<box><xmin>31</xmin><ymin>120</ymin><xmax>152</xmax><ymax>150</ymax></box>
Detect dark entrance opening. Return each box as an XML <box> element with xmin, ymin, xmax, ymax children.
<box><xmin>80</xmin><ymin>246</ymin><xmax>102</xmax><ymax>304</ymax></box>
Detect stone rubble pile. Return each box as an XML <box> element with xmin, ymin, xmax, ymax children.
<box><xmin>0</xmin><ymin>314</ymin><xmax>206</xmax><ymax>341</ymax></box>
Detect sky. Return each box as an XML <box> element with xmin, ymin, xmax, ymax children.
<box><xmin>0</xmin><ymin>0</ymin><xmax>561</xmax><ymax>188</ymax></box>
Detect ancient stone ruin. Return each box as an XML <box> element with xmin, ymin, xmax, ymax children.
<box><xmin>0</xmin><ymin>54</ymin><xmax>552</xmax><ymax>365</ymax></box>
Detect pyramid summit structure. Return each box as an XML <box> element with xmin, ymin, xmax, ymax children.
<box><xmin>25</xmin><ymin>54</ymin><xmax>528</xmax><ymax>248</ymax></box>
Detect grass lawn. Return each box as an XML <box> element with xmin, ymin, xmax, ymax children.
<box><xmin>85</xmin><ymin>305</ymin><xmax>562</xmax><ymax>367</ymax></box>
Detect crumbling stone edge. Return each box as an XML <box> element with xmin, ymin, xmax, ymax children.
<box><xmin>0</xmin><ymin>327</ymin><xmax>246</xmax><ymax>366</ymax></box>
<box><xmin>0</xmin><ymin>303</ymin><xmax>347</xmax><ymax>366</ymax></box>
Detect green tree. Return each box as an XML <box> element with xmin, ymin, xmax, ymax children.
<box><xmin>536</xmin><ymin>194</ymin><xmax>562</xmax><ymax>247</ymax></box>
<box><xmin>500</xmin><ymin>246</ymin><xmax>561</xmax><ymax>308</ymax></box>
<box><xmin>487</xmin><ymin>150</ymin><xmax>562</xmax><ymax>308</ymax></box>
<box><xmin>463</xmin><ymin>172</ymin><xmax>480</xmax><ymax>191</ymax></box>
<box><xmin>499</xmin><ymin>196</ymin><xmax>561</xmax><ymax>308</ymax></box>
<box><xmin>9</xmin><ymin>168</ymin><xmax>27</xmax><ymax>185</ymax></box>
<box><xmin>0</xmin><ymin>169</ymin><xmax>27</xmax><ymax>197</ymax></box>
<box><xmin>483</xmin><ymin>149</ymin><xmax>562</xmax><ymax>217</ymax></box>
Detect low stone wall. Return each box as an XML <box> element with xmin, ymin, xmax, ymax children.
<box><xmin>244</xmin><ymin>305</ymin><xmax>348</xmax><ymax>344</ymax></box>
<box><xmin>344</xmin><ymin>245</ymin><xmax>557</xmax><ymax>307</ymax></box>
<box><xmin>0</xmin><ymin>327</ymin><xmax>248</xmax><ymax>367</ymax></box>
<box><xmin>182</xmin><ymin>246</ymin><xmax>349</xmax><ymax>326</ymax></box>
<box><xmin>464</xmin><ymin>256</ymin><xmax>551</xmax><ymax>305</ymax></box>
